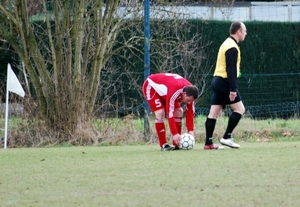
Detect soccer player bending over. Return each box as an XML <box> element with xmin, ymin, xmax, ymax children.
<box><xmin>142</xmin><ymin>73</ymin><xmax>199</xmax><ymax>151</ymax></box>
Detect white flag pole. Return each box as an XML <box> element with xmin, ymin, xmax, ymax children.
<box><xmin>4</xmin><ymin>64</ymin><xmax>26</xmax><ymax>149</ymax></box>
<box><xmin>4</xmin><ymin>87</ymin><xmax>10</xmax><ymax>149</ymax></box>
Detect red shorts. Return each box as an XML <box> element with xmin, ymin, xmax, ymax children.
<box><xmin>142</xmin><ymin>79</ymin><xmax>181</xmax><ymax>112</ymax></box>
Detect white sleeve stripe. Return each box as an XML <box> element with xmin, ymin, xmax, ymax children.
<box><xmin>169</xmin><ymin>89</ymin><xmax>182</xmax><ymax>118</ymax></box>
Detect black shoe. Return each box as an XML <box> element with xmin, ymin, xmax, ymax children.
<box><xmin>173</xmin><ymin>146</ymin><xmax>181</xmax><ymax>150</ymax></box>
<box><xmin>161</xmin><ymin>144</ymin><xmax>174</xmax><ymax>151</ymax></box>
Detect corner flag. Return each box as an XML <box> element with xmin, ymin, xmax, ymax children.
<box><xmin>4</xmin><ymin>64</ymin><xmax>25</xmax><ymax>148</ymax></box>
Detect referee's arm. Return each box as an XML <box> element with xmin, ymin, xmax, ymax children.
<box><xmin>225</xmin><ymin>47</ymin><xmax>238</xmax><ymax>92</ymax></box>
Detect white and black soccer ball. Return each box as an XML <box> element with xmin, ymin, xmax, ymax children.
<box><xmin>179</xmin><ymin>133</ymin><xmax>195</xmax><ymax>150</ymax></box>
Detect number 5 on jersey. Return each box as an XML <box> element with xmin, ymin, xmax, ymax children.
<box><xmin>155</xmin><ymin>99</ymin><xmax>162</xmax><ymax>108</ymax></box>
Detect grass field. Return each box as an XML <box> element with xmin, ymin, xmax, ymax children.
<box><xmin>1</xmin><ymin>142</ymin><xmax>300</xmax><ymax>207</ymax></box>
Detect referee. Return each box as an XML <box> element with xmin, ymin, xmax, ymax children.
<box><xmin>204</xmin><ymin>21</ymin><xmax>247</xmax><ymax>150</ymax></box>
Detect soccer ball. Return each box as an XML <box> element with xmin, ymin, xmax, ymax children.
<box><xmin>179</xmin><ymin>133</ymin><xmax>195</xmax><ymax>150</ymax></box>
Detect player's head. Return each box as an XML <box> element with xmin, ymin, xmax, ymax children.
<box><xmin>182</xmin><ymin>85</ymin><xmax>199</xmax><ymax>104</ymax></box>
<box><xmin>230</xmin><ymin>21</ymin><xmax>247</xmax><ymax>42</ymax></box>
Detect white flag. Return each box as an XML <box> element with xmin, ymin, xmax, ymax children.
<box><xmin>7</xmin><ymin>64</ymin><xmax>25</xmax><ymax>97</ymax></box>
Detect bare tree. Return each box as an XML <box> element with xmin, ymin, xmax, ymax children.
<box><xmin>0</xmin><ymin>0</ymin><xmax>143</xmax><ymax>144</ymax></box>
<box><xmin>208</xmin><ymin>0</ymin><xmax>235</xmax><ymax>20</ymax></box>
<box><xmin>150</xmin><ymin>18</ymin><xmax>213</xmax><ymax>97</ymax></box>
<box><xmin>96</xmin><ymin>5</ymin><xmax>213</xmax><ymax>117</ymax></box>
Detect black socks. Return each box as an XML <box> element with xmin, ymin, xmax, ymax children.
<box><xmin>223</xmin><ymin>112</ymin><xmax>242</xmax><ymax>139</ymax></box>
<box><xmin>205</xmin><ymin>118</ymin><xmax>216</xmax><ymax>145</ymax></box>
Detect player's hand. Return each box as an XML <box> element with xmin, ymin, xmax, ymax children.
<box><xmin>229</xmin><ymin>91</ymin><xmax>237</xmax><ymax>101</ymax></box>
<box><xmin>188</xmin><ymin>131</ymin><xmax>194</xmax><ymax>137</ymax></box>
<box><xmin>172</xmin><ymin>134</ymin><xmax>181</xmax><ymax>146</ymax></box>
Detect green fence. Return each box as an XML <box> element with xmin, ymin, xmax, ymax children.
<box><xmin>195</xmin><ymin>73</ymin><xmax>300</xmax><ymax>118</ymax></box>
<box><xmin>100</xmin><ymin>20</ymin><xmax>300</xmax><ymax>119</ymax></box>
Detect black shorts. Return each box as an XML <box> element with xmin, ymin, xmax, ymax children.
<box><xmin>210</xmin><ymin>76</ymin><xmax>242</xmax><ymax>108</ymax></box>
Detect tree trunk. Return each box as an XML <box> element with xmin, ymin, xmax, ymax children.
<box><xmin>0</xmin><ymin>0</ymin><xmax>124</xmax><ymax>143</ymax></box>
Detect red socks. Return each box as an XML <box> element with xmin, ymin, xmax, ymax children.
<box><xmin>172</xmin><ymin>117</ymin><xmax>182</xmax><ymax>146</ymax></box>
<box><xmin>155</xmin><ymin>119</ymin><xmax>166</xmax><ymax>147</ymax></box>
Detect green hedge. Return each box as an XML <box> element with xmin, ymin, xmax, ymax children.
<box><xmin>193</xmin><ymin>21</ymin><xmax>300</xmax><ymax>118</ymax></box>
<box><xmin>107</xmin><ymin>20</ymin><xmax>300</xmax><ymax>118</ymax></box>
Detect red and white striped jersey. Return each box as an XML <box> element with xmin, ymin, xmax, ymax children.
<box><xmin>147</xmin><ymin>73</ymin><xmax>195</xmax><ymax>135</ymax></box>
